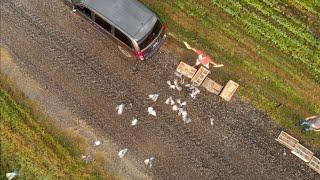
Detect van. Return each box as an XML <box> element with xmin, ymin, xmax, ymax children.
<box><xmin>65</xmin><ymin>0</ymin><xmax>167</xmax><ymax>60</ymax></box>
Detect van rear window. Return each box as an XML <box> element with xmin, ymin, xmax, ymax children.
<box><xmin>138</xmin><ymin>20</ymin><xmax>162</xmax><ymax>50</ymax></box>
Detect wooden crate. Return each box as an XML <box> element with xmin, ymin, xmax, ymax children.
<box><xmin>219</xmin><ymin>80</ymin><xmax>239</xmax><ymax>101</ymax></box>
<box><xmin>202</xmin><ymin>77</ymin><xmax>223</xmax><ymax>95</ymax></box>
<box><xmin>176</xmin><ymin>61</ymin><xmax>197</xmax><ymax>79</ymax></box>
<box><xmin>191</xmin><ymin>66</ymin><xmax>210</xmax><ymax>86</ymax></box>
<box><xmin>308</xmin><ymin>156</ymin><xmax>320</xmax><ymax>174</ymax></box>
<box><xmin>291</xmin><ymin>143</ymin><xmax>314</xmax><ymax>162</ymax></box>
<box><xmin>275</xmin><ymin>131</ymin><xmax>299</xmax><ymax>150</ymax></box>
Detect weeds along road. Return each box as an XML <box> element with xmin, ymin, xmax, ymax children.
<box><xmin>0</xmin><ymin>0</ymin><xmax>318</xmax><ymax>179</ymax></box>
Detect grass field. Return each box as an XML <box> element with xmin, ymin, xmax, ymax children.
<box><xmin>141</xmin><ymin>0</ymin><xmax>320</xmax><ymax>146</ymax></box>
<box><xmin>0</xmin><ymin>74</ymin><xmax>110</xmax><ymax>179</ymax></box>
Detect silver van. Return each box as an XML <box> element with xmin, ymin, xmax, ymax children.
<box><xmin>65</xmin><ymin>0</ymin><xmax>167</xmax><ymax>60</ymax></box>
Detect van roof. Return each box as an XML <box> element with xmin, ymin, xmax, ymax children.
<box><xmin>82</xmin><ymin>0</ymin><xmax>158</xmax><ymax>41</ymax></box>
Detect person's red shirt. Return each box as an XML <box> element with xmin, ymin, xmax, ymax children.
<box><xmin>196</xmin><ymin>50</ymin><xmax>212</xmax><ymax>65</ymax></box>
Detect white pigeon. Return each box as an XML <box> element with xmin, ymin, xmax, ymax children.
<box><xmin>148</xmin><ymin>107</ymin><xmax>157</xmax><ymax>117</ymax></box>
<box><xmin>172</xmin><ymin>105</ymin><xmax>179</xmax><ymax>111</ymax></box>
<box><xmin>183</xmin><ymin>117</ymin><xmax>192</xmax><ymax>124</ymax></box>
<box><xmin>210</xmin><ymin>118</ymin><xmax>214</xmax><ymax>126</ymax></box>
<box><xmin>6</xmin><ymin>172</ymin><xmax>18</xmax><ymax>180</ymax></box>
<box><xmin>148</xmin><ymin>94</ymin><xmax>159</xmax><ymax>102</ymax></box>
<box><xmin>175</xmin><ymin>71</ymin><xmax>182</xmax><ymax>78</ymax></box>
<box><xmin>173</xmin><ymin>79</ymin><xmax>182</xmax><ymax>91</ymax></box>
<box><xmin>167</xmin><ymin>80</ymin><xmax>176</xmax><ymax>89</ymax></box>
<box><xmin>118</xmin><ymin>148</ymin><xmax>128</xmax><ymax>158</ymax></box>
<box><xmin>182</xmin><ymin>111</ymin><xmax>191</xmax><ymax>124</ymax></box>
<box><xmin>165</xmin><ymin>96</ymin><xmax>175</xmax><ymax>105</ymax></box>
<box><xmin>144</xmin><ymin>157</ymin><xmax>155</xmax><ymax>168</ymax></box>
<box><xmin>94</xmin><ymin>140</ymin><xmax>101</xmax><ymax>147</ymax></box>
<box><xmin>131</xmin><ymin>118</ymin><xmax>138</xmax><ymax>126</ymax></box>
<box><xmin>116</xmin><ymin>104</ymin><xmax>125</xmax><ymax>115</ymax></box>
<box><xmin>190</xmin><ymin>87</ymin><xmax>200</xmax><ymax>98</ymax></box>
<box><xmin>180</xmin><ymin>101</ymin><xmax>187</xmax><ymax>106</ymax></box>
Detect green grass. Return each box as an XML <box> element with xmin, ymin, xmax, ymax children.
<box><xmin>0</xmin><ymin>75</ymin><xmax>111</xmax><ymax>179</ymax></box>
<box><xmin>141</xmin><ymin>0</ymin><xmax>320</xmax><ymax>146</ymax></box>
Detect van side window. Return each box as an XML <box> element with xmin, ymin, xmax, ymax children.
<box><xmin>78</xmin><ymin>6</ymin><xmax>91</xmax><ymax>18</ymax></box>
<box><xmin>95</xmin><ymin>15</ymin><xmax>111</xmax><ymax>32</ymax></box>
<box><xmin>114</xmin><ymin>28</ymin><xmax>133</xmax><ymax>48</ymax></box>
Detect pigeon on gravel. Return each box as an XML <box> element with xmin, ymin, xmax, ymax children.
<box><xmin>189</xmin><ymin>87</ymin><xmax>200</xmax><ymax>98</ymax></box>
<box><xmin>173</xmin><ymin>79</ymin><xmax>182</xmax><ymax>91</ymax></box>
<box><xmin>116</xmin><ymin>104</ymin><xmax>125</xmax><ymax>115</ymax></box>
<box><xmin>118</xmin><ymin>148</ymin><xmax>128</xmax><ymax>158</ymax></box>
<box><xmin>131</xmin><ymin>118</ymin><xmax>138</xmax><ymax>126</ymax></box>
<box><xmin>94</xmin><ymin>140</ymin><xmax>101</xmax><ymax>147</ymax></box>
<box><xmin>176</xmin><ymin>99</ymin><xmax>187</xmax><ymax>107</ymax></box>
<box><xmin>172</xmin><ymin>105</ymin><xmax>179</xmax><ymax>112</ymax></box>
<box><xmin>210</xmin><ymin>118</ymin><xmax>214</xmax><ymax>126</ymax></box>
<box><xmin>144</xmin><ymin>157</ymin><xmax>155</xmax><ymax>168</ymax></box>
<box><xmin>148</xmin><ymin>94</ymin><xmax>159</xmax><ymax>102</ymax></box>
<box><xmin>165</xmin><ymin>96</ymin><xmax>175</xmax><ymax>105</ymax></box>
<box><xmin>175</xmin><ymin>72</ymin><xmax>185</xmax><ymax>84</ymax></box>
<box><xmin>148</xmin><ymin>107</ymin><xmax>157</xmax><ymax>117</ymax></box>
<box><xmin>167</xmin><ymin>80</ymin><xmax>176</xmax><ymax>89</ymax></box>
<box><xmin>182</xmin><ymin>111</ymin><xmax>191</xmax><ymax>124</ymax></box>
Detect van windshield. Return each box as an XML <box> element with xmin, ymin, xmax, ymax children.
<box><xmin>138</xmin><ymin>20</ymin><xmax>162</xmax><ymax>50</ymax></box>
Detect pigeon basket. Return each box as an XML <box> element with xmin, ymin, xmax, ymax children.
<box><xmin>291</xmin><ymin>143</ymin><xmax>314</xmax><ymax>163</ymax></box>
<box><xmin>191</xmin><ymin>66</ymin><xmax>210</xmax><ymax>86</ymax></box>
<box><xmin>219</xmin><ymin>80</ymin><xmax>239</xmax><ymax>101</ymax></box>
<box><xmin>276</xmin><ymin>131</ymin><xmax>299</xmax><ymax>150</ymax></box>
<box><xmin>308</xmin><ymin>156</ymin><xmax>320</xmax><ymax>174</ymax></box>
<box><xmin>202</xmin><ymin>77</ymin><xmax>223</xmax><ymax>95</ymax></box>
<box><xmin>176</xmin><ymin>61</ymin><xmax>197</xmax><ymax>79</ymax></box>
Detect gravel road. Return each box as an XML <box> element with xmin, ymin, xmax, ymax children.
<box><xmin>1</xmin><ymin>0</ymin><xmax>318</xmax><ymax>179</ymax></box>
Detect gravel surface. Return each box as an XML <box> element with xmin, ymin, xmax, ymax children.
<box><xmin>1</xmin><ymin>0</ymin><xmax>318</xmax><ymax>179</ymax></box>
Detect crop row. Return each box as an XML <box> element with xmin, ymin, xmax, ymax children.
<box><xmin>241</xmin><ymin>0</ymin><xmax>318</xmax><ymax>48</ymax></box>
<box><xmin>211</xmin><ymin>0</ymin><xmax>320</xmax><ymax>82</ymax></box>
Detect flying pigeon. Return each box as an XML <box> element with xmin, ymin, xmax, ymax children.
<box><xmin>118</xmin><ymin>148</ymin><xmax>128</xmax><ymax>158</ymax></box>
<box><xmin>116</xmin><ymin>104</ymin><xmax>125</xmax><ymax>115</ymax></box>
<box><xmin>148</xmin><ymin>107</ymin><xmax>157</xmax><ymax>117</ymax></box>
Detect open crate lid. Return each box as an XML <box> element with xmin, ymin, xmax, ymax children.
<box><xmin>191</xmin><ymin>66</ymin><xmax>210</xmax><ymax>86</ymax></box>
<box><xmin>291</xmin><ymin>143</ymin><xmax>314</xmax><ymax>163</ymax></box>
<box><xmin>176</xmin><ymin>61</ymin><xmax>197</xmax><ymax>79</ymax></box>
<box><xmin>276</xmin><ymin>131</ymin><xmax>299</xmax><ymax>150</ymax></box>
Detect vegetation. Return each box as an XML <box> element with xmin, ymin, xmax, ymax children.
<box><xmin>0</xmin><ymin>74</ymin><xmax>110</xmax><ymax>179</ymax></box>
<box><xmin>141</xmin><ymin>0</ymin><xmax>320</xmax><ymax>146</ymax></box>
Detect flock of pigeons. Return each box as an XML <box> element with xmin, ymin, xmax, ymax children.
<box><xmin>109</xmin><ymin>72</ymin><xmax>204</xmax><ymax>169</ymax></box>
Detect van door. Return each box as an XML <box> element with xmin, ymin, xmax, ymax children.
<box><xmin>93</xmin><ymin>14</ymin><xmax>112</xmax><ymax>33</ymax></box>
<box><xmin>113</xmin><ymin>28</ymin><xmax>134</xmax><ymax>57</ymax></box>
<box><xmin>76</xmin><ymin>6</ymin><xmax>93</xmax><ymax>20</ymax></box>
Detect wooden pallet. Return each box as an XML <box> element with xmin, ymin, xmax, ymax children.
<box><xmin>201</xmin><ymin>77</ymin><xmax>223</xmax><ymax>95</ymax></box>
<box><xmin>191</xmin><ymin>66</ymin><xmax>210</xmax><ymax>86</ymax></box>
<box><xmin>176</xmin><ymin>61</ymin><xmax>197</xmax><ymax>79</ymax></box>
<box><xmin>291</xmin><ymin>143</ymin><xmax>314</xmax><ymax>162</ymax></box>
<box><xmin>308</xmin><ymin>156</ymin><xmax>320</xmax><ymax>174</ymax></box>
<box><xmin>219</xmin><ymin>80</ymin><xmax>239</xmax><ymax>101</ymax></box>
<box><xmin>276</xmin><ymin>131</ymin><xmax>299</xmax><ymax>150</ymax></box>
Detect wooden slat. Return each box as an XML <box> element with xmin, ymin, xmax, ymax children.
<box><xmin>291</xmin><ymin>143</ymin><xmax>314</xmax><ymax>162</ymax></box>
<box><xmin>219</xmin><ymin>80</ymin><xmax>239</xmax><ymax>101</ymax></box>
<box><xmin>191</xmin><ymin>66</ymin><xmax>210</xmax><ymax>86</ymax></box>
<box><xmin>201</xmin><ymin>77</ymin><xmax>223</xmax><ymax>95</ymax></box>
<box><xmin>275</xmin><ymin>131</ymin><xmax>299</xmax><ymax>150</ymax></box>
<box><xmin>176</xmin><ymin>61</ymin><xmax>197</xmax><ymax>79</ymax></box>
<box><xmin>308</xmin><ymin>156</ymin><xmax>320</xmax><ymax>174</ymax></box>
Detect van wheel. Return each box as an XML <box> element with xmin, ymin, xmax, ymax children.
<box><xmin>118</xmin><ymin>46</ymin><xmax>132</xmax><ymax>58</ymax></box>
